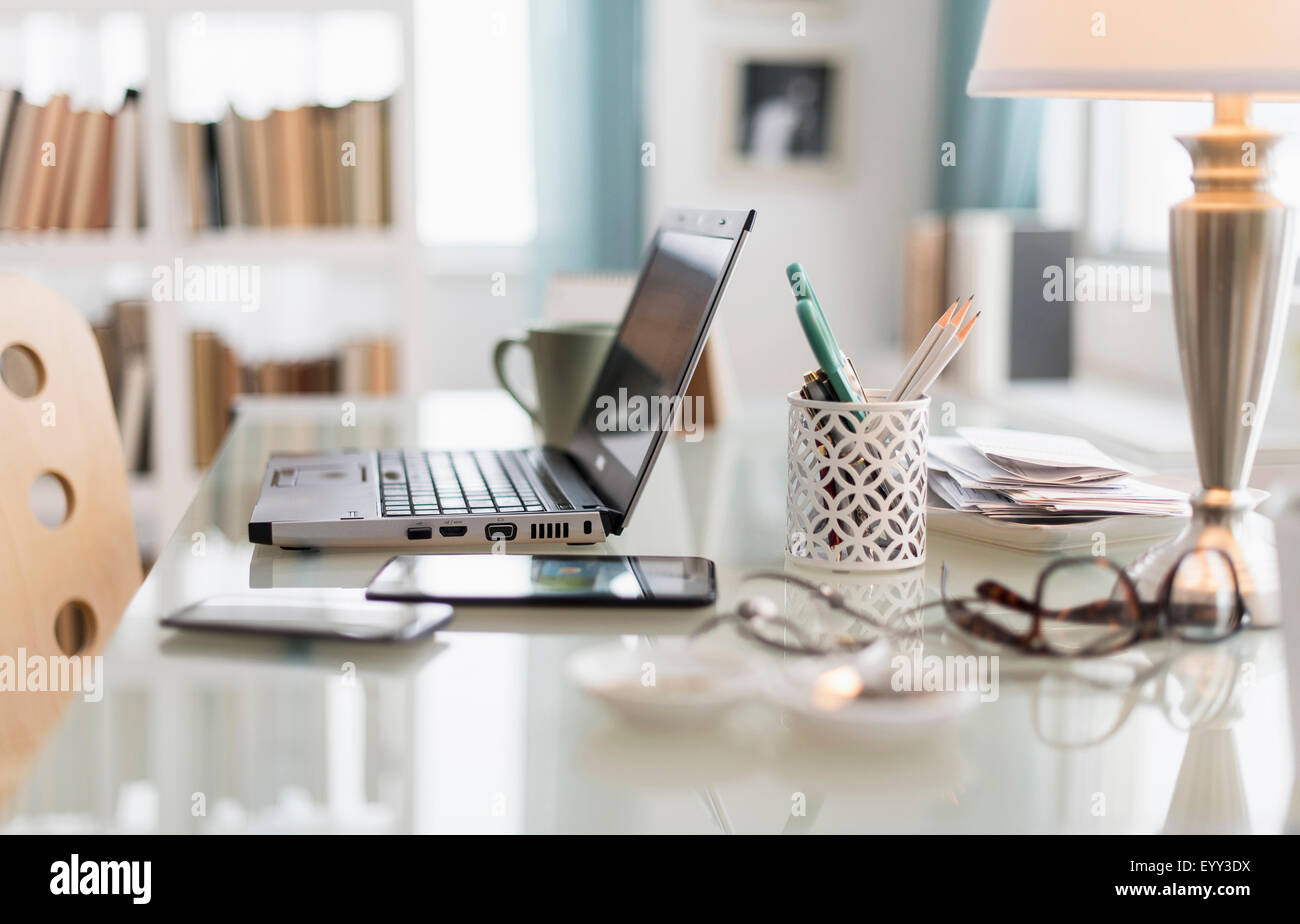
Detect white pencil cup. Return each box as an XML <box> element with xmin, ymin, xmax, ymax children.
<box><xmin>786</xmin><ymin>389</ymin><xmax>930</xmax><ymax>572</ymax></box>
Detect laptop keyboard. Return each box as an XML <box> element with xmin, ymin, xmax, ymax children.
<box><xmin>378</xmin><ymin>450</ymin><xmax>546</xmax><ymax>517</ymax></box>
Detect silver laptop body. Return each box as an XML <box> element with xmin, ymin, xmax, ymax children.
<box><xmin>248</xmin><ymin>207</ymin><xmax>755</xmax><ymax>549</ymax></box>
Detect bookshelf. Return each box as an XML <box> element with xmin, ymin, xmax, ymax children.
<box><xmin>0</xmin><ymin>0</ymin><xmax>421</xmax><ymax>559</ymax></box>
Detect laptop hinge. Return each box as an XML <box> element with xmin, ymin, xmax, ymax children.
<box><xmin>536</xmin><ymin>447</ymin><xmax>620</xmax><ymax>514</ymax></box>
<box><xmin>585</xmin><ymin>505</ymin><xmax>624</xmax><ymax>537</ymax></box>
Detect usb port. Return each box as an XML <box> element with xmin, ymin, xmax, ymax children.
<box><xmin>406</xmin><ymin>527</ymin><xmax>433</xmax><ymax>540</ymax></box>
<box><xmin>485</xmin><ymin>523</ymin><xmax>517</xmax><ymax>541</ymax></box>
<box><xmin>439</xmin><ymin>525</ymin><xmax>468</xmax><ymax>537</ymax></box>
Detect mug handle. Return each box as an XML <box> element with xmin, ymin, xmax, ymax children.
<box><xmin>492</xmin><ymin>334</ymin><xmax>541</xmax><ymax>424</ymax></box>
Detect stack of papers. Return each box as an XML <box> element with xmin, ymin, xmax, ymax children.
<box><xmin>928</xmin><ymin>428</ymin><xmax>1189</xmax><ymax>523</ymax></box>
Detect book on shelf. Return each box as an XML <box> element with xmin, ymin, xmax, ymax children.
<box><xmin>91</xmin><ymin>299</ymin><xmax>153</xmax><ymax>475</ymax></box>
<box><xmin>48</xmin><ymin>107</ymin><xmax>83</xmax><ymax>227</ymax></box>
<box><xmin>0</xmin><ymin>89</ymin><xmax>15</xmax><ymax>180</ymax></box>
<box><xmin>89</xmin><ymin>111</ymin><xmax>115</xmax><ymax>230</ymax></box>
<box><xmin>313</xmin><ymin>105</ymin><xmax>341</xmax><ymax>226</ymax></box>
<box><xmin>202</xmin><ymin>120</ymin><xmax>223</xmax><ymax>230</ymax></box>
<box><xmin>110</xmin><ymin>89</ymin><xmax>144</xmax><ymax>233</ymax></box>
<box><xmin>269</xmin><ymin>105</ymin><xmax>311</xmax><ymax>226</ymax></box>
<box><xmin>20</xmin><ymin>93</ymin><xmax>68</xmax><ymax>229</ymax></box>
<box><xmin>176</xmin><ymin>120</ymin><xmax>207</xmax><ymax>233</ymax></box>
<box><xmin>240</xmin><ymin>110</ymin><xmax>274</xmax><ymax>227</ymax></box>
<box><xmin>902</xmin><ymin>212</ymin><xmax>948</xmax><ymax>358</ymax></box>
<box><xmin>0</xmin><ymin>87</ymin><xmax>143</xmax><ymax>232</ymax></box>
<box><xmin>175</xmin><ymin>97</ymin><xmax>392</xmax><ymax>233</ymax></box>
<box><xmin>189</xmin><ymin>331</ymin><xmax>397</xmax><ymax>467</ymax></box>
<box><xmin>0</xmin><ymin>93</ymin><xmax>40</xmax><ymax>228</ymax></box>
<box><xmin>214</xmin><ymin>104</ymin><xmax>245</xmax><ymax>228</ymax></box>
<box><xmin>350</xmin><ymin>98</ymin><xmax>388</xmax><ymax>227</ymax></box>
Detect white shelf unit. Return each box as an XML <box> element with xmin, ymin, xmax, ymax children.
<box><xmin>0</xmin><ymin>0</ymin><xmax>423</xmax><ymax>558</ymax></box>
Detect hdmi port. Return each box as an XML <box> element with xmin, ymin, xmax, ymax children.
<box><xmin>439</xmin><ymin>525</ymin><xmax>468</xmax><ymax>537</ymax></box>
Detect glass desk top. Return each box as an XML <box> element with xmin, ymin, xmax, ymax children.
<box><xmin>2</xmin><ymin>392</ymin><xmax>1295</xmax><ymax>834</ymax></box>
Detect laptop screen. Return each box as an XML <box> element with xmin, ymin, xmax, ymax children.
<box><xmin>566</xmin><ymin>212</ymin><xmax>750</xmax><ymax>521</ymax></box>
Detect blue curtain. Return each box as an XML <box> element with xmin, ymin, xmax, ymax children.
<box><xmin>935</xmin><ymin>0</ymin><xmax>1043</xmax><ymax>211</ymax></box>
<box><xmin>530</xmin><ymin>0</ymin><xmax>644</xmax><ymax>312</ymax></box>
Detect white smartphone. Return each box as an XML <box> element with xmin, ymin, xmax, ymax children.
<box><xmin>163</xmin><ymin>590</ymin><xmax>453</xmax><ymax>642</ymax></box>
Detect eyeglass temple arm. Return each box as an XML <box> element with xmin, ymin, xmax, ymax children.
<box><xmin>974</xmin><ymin>580</ymin><xmax>1035</xmax><ymax>613</ymax></box>
<box><xmin>975</xmin><ymin>580</ymin><xmax>1134</xmax><ymax>625</ymax></box>
<box><xmin>745</xmin><ymin>570</ymin><xmax>903</xmax><ymax>638</ymax></box>
<box><xmin>692</xmin><ymin>611</ymin><xmax>835</xmax><ymax>656</ymax></box>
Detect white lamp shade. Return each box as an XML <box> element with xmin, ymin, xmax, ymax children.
<box><xmin>968</xmin><ymin>0</ymin><xmax>1300</xmax><ymax>100</ymax></box>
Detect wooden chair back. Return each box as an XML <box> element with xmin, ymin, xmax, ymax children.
<box><xmin>0</xmin><ymin>273</ymin><xmax>141</xmax><ymax>660</ymax></box>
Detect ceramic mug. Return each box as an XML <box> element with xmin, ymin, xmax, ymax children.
<box><xmin>492</xmin><ymin>322</ymin><xmax>615</xmax><ymax>447</ymax></box>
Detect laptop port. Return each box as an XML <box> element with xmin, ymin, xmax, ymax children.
<box><xmin>406</xmin><ymin>527</ymin><xmax>433</xmax><ymax>541</ymax></box>
<box><xmin>485</xmin><ymin>523</ymin><xmax>517</xmax><ymax>541</ymax></box>
<box><xmin>439</xmin><ymin>525</ymin><xmax>468</xmax><ymax>537</ymax></box>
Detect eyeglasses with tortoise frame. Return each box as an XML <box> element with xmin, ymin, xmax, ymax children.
<box><xmin>929</xmin><ymin>548</ymin><xmax>1249</xmax><ymax>658</ymax></box>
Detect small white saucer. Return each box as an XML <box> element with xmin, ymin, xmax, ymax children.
<box><xmin>566</xmin><ymin>641</ymin><xmax>757</xmax><ymax>728</ymax></box>
<box><xmin>763</xmin><ymin>646</ymin><xmax>978</xmax><ymax>746</ymax></box>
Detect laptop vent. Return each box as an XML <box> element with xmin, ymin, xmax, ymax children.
<box><xmin>529</xmin><ymin>522</ymin><xmax>570</xmax><ymax>539</ymax></box>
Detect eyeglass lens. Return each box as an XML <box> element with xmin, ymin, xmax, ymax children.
<box><xmin>1035</xmin><ymin>558</ymin><xmax>1140</xmax><ymax>655</ymax></box>
<box><xmin>1165</xmin><ymin>549</ymin><xmax>1241</xmax><ymax>642</ymax></box>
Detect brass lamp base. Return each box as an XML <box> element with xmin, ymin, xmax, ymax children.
<box><xmin>1127</xmin><ymin>94</ymin><xmax>1295</xmax><ymax>628</ymax></box>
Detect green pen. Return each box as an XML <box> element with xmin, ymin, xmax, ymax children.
<box><xmin>786</xmin><ymin>262</ymin><xmax>822</xmax><ymax>309</ymax></box>
<box><xmin>788</xmin><ymin>264</ymin><xmax>869</xmax><ymax>418</ymax></box>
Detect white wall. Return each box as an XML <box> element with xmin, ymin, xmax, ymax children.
<box><xmin>423</xmin><ymin>272</ymin><xmax>535</xmax><ymax>389</ymax></box>
<box><xmin>421</xmin><ymin>0</ymin><xmax>946</xmax><ymax>395</ymax></box>
<box><xmin>643</xmin><ymin>0</ymin><xmax>944</xmax><ymax>395</ymax></box>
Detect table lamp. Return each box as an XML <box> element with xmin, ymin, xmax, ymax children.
<box><xmin>968</xmin><ymin>0</ymin><xmax>1300</xmax><ymax>625</ymax></box>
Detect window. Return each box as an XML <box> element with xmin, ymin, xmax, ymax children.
<box><xmin>1080</xmin><ymin>99</ymin><xmax>1300</xmax><ymax>256</ymax></box>
<box><xmin>414</xmin><ymin>0</ymin><xmax>536</xmax><ymax>246</ymax></box>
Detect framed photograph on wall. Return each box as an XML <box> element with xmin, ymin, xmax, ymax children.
<box><xmin>721</xmin><ymin>50</ymin><xmax>849</xmax><ymax>178</ymax></box>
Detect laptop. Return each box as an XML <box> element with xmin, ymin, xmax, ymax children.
<box><xmin>248</xmin><ymin>207</ymin><xmax>755</xmax><ymax>549</ymax></box>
